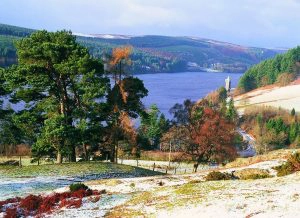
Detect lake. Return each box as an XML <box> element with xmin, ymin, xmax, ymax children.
<box><xmin>6</xmin><ymin>71</ymin><xmax>243</xmax><ymax>118</ymax></box>
<box><xmin>137</xmin><ymin>71</ymin><xmax>243</xmax><ymax>118</ymax></box>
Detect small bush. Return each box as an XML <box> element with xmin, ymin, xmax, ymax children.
<box><xmin>69</xmin><ymin>183</ymin><xmax>89</xmax><ymax>192</ymax></box>
<box><xmin>274</xmin><ymin>152</ymin><xmax>300</xmax><ymax>176</ymax></box>
<box><xmin>94</xmin><ymin>189</ymin><xmax>106</xmax><ymax>195</ymax></box>
<box><xmin>235</xmin><ymin>168</ymin><xmax>271</xmax><ymax>180</ymax></box>
<box><xmin>70</xmin><ymin>189</ymin><xmax>92</xmax><ymax>198</ymax></box>
<box><xmin>60</xmin><ymin>198</ymin><xmax>82</xmax><ymax>209</ymax></box>
<box><xmin>0</xmin><ymin>197</ymin><xmax>20</xmax><ymax>210</ymax></box>
<box><xmin>158</xmin><ymin>181</ymin><xmax>164</xmax><ymax>186</ymax></box>
<box><xmin>206</xmin><ymin>171</ymin><xmax>232</xmax><ymax>181</ymax></box>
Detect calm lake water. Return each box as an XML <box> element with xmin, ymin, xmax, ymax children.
<box><xmin>137</xmin><ymin>71</ymin><xmax>243</xmax><ymax>118</ymax></box>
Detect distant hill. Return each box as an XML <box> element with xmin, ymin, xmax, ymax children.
<box><xmin>0</xmin><ymin>23</ymin><xmax>286</xmax><ymax>73</ymax></box>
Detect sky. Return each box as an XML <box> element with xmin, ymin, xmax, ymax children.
<box><xmin>0</xmin><ymin>0</ymin><xmax>299</xmax><ymax>48</ymax></box>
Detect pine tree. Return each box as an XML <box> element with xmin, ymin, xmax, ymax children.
<box><xmin>291</xmin><ymin>108</ymin><xmax>296</xmax><ymax>116</ymax></box>
<box><xmin>226</xmin><ymin>98</ymin><xmax>237</xmax><ymax>121</ymax></box>
<box><xmin>3</xmin><ymin>30</ymin><xmax>109</xmax><ymax>163</ymax></box>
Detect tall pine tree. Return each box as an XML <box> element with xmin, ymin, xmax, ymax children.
<box><xmin>2</xmin><ymin>30</ymin><xmax>109</xmax><ymax>163</ymax></box>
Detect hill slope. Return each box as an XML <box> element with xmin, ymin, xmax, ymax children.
<box><xmin>0</xmin><ymin>23</ymin><xmax>285</xmax><ymax>73</ymax></box>
<box><xmin>234</xmin><ymin>80</ymin><xmax>300</xmax><ymax>113</ymax></box>
<box><xmin>52</xmin><ymin>149</ymin><xmax>300</xmax><ymax>217</ymax></box>
<box><xmin>238</xmin><ymin>46</ymin><xmax>300</xmax><ymax>92</ymax></box>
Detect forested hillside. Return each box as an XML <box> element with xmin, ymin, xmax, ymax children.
<box><xmin>0</xmin><ymin>35</ymin><xmax>18</xmax><ymax>67</ymax></box>
<box><xmin>0</xmin><ymin>24</ymin><xmax>34</xmax><ymax>67</ymax></box>
<box><xmin>238</xmin><ymin>46</ymin><xmax>300</xmax><ymax>93</ymax></box>
<box><xmin>0</xmin><ymin>23</ymin><xmax>285</xmax><ymax>73</ymax></box>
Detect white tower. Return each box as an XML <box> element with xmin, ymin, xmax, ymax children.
<box><xmin>225</xmin><ymin>76</ymin><xmax>231</xmax><ymax>92</ymax></box>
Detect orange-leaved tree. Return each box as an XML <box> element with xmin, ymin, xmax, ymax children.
<box><xmin>106</xmin><ymin>46</ymin><xmax>148</xmax><ymax>162</ymax></box>
<box><xmin>187</xmin><ymin>102</ymin><xmax>237</xmax><ymax>164</ymax></box>
<box><xmin>110</xmin><ymin>46</ymin><xmax>133</xmax><ymax>84</ymax></box>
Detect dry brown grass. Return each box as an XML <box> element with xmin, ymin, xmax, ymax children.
<box><xmin>226</xmin><ymin>148</ymin><xmax>300</xmax><ymax>168</ymax></box>
<box><xmin>234</xmin><ymin>168</ymin><xmax>271</xmax><ymax>180</ymax></box>
<box><xmin>140</xmin><ymin>151</ymin><xmax>193</xmax><ymax>162</ymax></box>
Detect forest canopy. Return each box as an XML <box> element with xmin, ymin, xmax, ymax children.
<box><xmin>238</xmin><ymin>46</ymin><xmax>300</xmax><ymax>93</ymax></box>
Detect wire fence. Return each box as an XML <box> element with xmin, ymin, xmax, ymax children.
<box><xmin>118</xmin><ymin>159</ymin><xmax>219</xmax><ymax>175</ymax></box>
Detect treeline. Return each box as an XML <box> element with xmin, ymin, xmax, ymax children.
<box><xmin>238</xmin><ymin>46</ymin><xmax>300</xmax><ymax>93</ymax></box>
<box><xmin>78</xmin><ymin>37</ymin><xmax>187</xmax><ymax>73</ymax></box>
<box><xmin>0</xmin><ymin>32</ymin><xmax>187</xmax><ymax>73</ymax></box>
<box><xmin>0</xmin><ymin>23</ymin><xmax>284</xmax><ymax>73</ymax></box>
<box><xmin>0</xmin><ymin>23</ymin><xmax>34</xmax><ymax>37</ymax></box>
<box><xmin>0</xmin><ymin>35</ymin><xmax>17</xmax><ymax>57</ymax></box>
<box><xmin>0</xmin><ymin>31</ymin><xmax>150</xmax><ymax>164</ymax></box>
<box><xmin>0</xmin><ymin>34</ymin><xmax>19</xmax><ymax>68</ymax></box>
<box><xmin>0</xmin><ymin>23</ymin><xmax>33</xmax><ymax>67</ymax></box>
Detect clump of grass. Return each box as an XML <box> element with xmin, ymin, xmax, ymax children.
<box><xmin>206</xmin><ymin>171</ymin><xmax>232</xmax><ymax>181</ymax></box>
<box><xmin>129</xmin><ymin>192</ymin><xmax>153</xmax><ymax>205</ymax></box>
<box><xmin>235</xmin><ymin>168</ymin><xmax>271</xmax><ymax>180</ymax></box>
<box><xmin>105</xmin><ymin>179</ymin><xmax>123</xmax><ymax>186</ymax></box>
<box><xmin>174</xmin><ymin>183</ymin><xmax>196</xmax><ymax>195</ymax></box>
<box><xmin>188</xmin><ymin>179</ymin><xmax>202</xmax><ymax>184</ymax></box>
<box><xmin>69</xmin><ymin>183</ymin><xmax>88</xmax><ymax>192</ymax></box>
<box><xmin>274</xmin><ymin>152</ymin><xmax>300</xmax><ymax>176</ymax></box>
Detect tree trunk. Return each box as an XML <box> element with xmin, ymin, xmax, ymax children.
<box><xmin>19</xmin><ymin>156</ymin><xmax>22</xmax><ymax>167</ymax></box>
<box><xmin>115</xmin><ymin>143</ymin><xmax>118</xmax><ymax>163</ymax></box>
<box><xmin>70</xmin><ymin>146</ymin><xmax>76</xmax><ymax>162</ymax></box>
<box><xmin>57</xmin><ymin>151</ymin><xmax>62</xmax><ymax>164</ymax></box>
<box><xmin>110</xmin><ymin>148</ymin><xmax>115</xmax><ymax>162</ymax></box>
<box><xmin>83</xmin><ymin>144</ymin><xmax>88</xmax><ymax>161</ymax></box>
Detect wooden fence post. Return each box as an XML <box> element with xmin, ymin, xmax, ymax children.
<box><xmin>19</xmin><ymin>156</ymin><xmax>22</xmax><ymax>167</ymax></box>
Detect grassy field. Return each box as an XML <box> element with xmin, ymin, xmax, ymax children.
<box><xmin>0</xmin><ymin>161</ymin><xmax>163</xmax><ymax>178</ymax></box>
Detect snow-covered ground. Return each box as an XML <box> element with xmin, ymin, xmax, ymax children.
<box><xmin>157</xmin><ymin>171</ymin><xmax>300</xmax><ymax>218</ymax></box>
<box><xmin>0</xmin><ymin>170</ymin><xmax>160</xmax><ymax>201</ymax></box>
<box><xmin>234</xmin><ymin>83</ymin><xmax>300</xmax><ymax>113</ymax></box>
<box><xmin>1</xmin><ymin>158</ymin><xmax>294</xmax><ymax>218</ymax></box>
<box><xmin>50</xmin><ymin>159</ymin><xmax>290</xmax><ymax>217</ymax></box>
